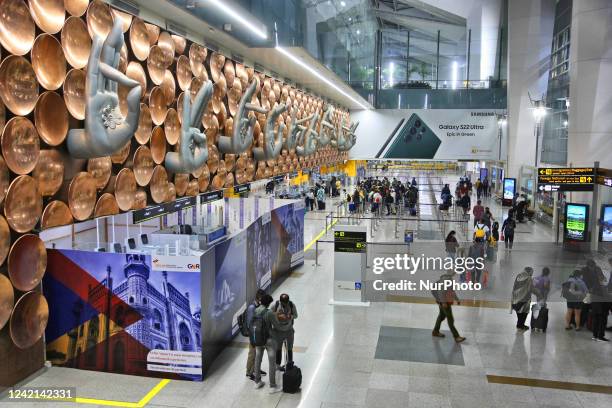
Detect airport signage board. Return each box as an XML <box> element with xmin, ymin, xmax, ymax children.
<box><xmin>234</xmin><ymin>183</ymin><xmax>251</xmax><ymax>194</ymax></box>
<box><xmin>334</xmin><ymin>230</ymin><xmax>367</xmax><ymax>253</ymax></box>
<box><xmin>200</xmin><ymin>190</ymin><xmax>224</xmax><ymax>204</ymax></box>
<box><xmin>132</xmin><ymin>204</ymin><xmax>169</xmax><ymax>223</ymax></box>
<box><xmin>167</xmin><ymin>196</ymin><xmax>196</xmax><ymax>212</ymax></box>
<box><xmin>537</xmin><ymin>167</ymin><xmax>595</xmax><ymax>192</ymax></box>
<box><xmin>502</xmin><ymin>178</ymin><xmax>516</xmax><ymax>206</ymax></box>
<box><xmin>596</xmin><ymin>168</ymin><xmax>612</xmax><ymax>188</ymax></box>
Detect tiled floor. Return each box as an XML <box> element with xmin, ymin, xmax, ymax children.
<box><xmin>1</xmin><ymin>174</ymin><xmax>612</xmax><ymax>408</ymax></box>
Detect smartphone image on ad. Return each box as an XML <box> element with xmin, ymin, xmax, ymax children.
<box><xmin>382</xmin><ymin>113</ymin><xmax>442</xmax><ymax>159</ymax></box>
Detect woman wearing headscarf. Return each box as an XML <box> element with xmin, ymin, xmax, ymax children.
<box><xmin>511</xmin><ymin>267</ymin><xmax>538</xmax><ymax>331</ymax></box>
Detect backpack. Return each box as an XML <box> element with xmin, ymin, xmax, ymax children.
<box><xmin>237</xmin><ymin>307</ymin><xmax>251</xmax><ymax>337</ymax></box>
<box><xmin>475</xmin><ymin>224</ymin><xmax>486</xmax><ymax>239</ymax></box>
<box><xmin>504</xmin><ymin>219</ymin><xmax>515</xmax><ymax>234</ymax></box>
<box><xmin>249</xmin><ymin>311</ymin><xmax>269</xmax><ymax>346</ymax></box>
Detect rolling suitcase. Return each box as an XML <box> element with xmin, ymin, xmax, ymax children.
<box><xmin>282</xmin><ymin>362</ymin><xmax>302</xmax><ymax>393</ymax></box>
<box><xmin>531</xmin><ymin>304</ymin><xmax>548</xmax><ymax>332</ymax></box>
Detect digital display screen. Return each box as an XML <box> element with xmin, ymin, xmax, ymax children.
<box><xmin>565</xmin><ymin>203</ymin><xmax>589</xmax><ymax>242</ymax></box>
<box><xmin>479</xmin><ymin>168</ymin><xmax>488</xmax><ymax>181</ymax></box>
<box><xmin>602</xmin><ymin>205</ymin><xmax>612</xmax><ymax>242</ymax></box>
<box><xmin>503</xmin><ymin>178</ymin><xmax>516</xmax><ymax>200</ymax></box>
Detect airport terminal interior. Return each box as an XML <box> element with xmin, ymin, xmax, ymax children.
<box><xmin>1</xmin><ymin>0</ymin><xmax>612</xmax><ymax>407</ymax></box>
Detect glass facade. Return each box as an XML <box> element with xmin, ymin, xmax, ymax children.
<box><xmin>541</xmin><ymin>0</ymin><xmax>572</xmax><ymax>165</ymax></box>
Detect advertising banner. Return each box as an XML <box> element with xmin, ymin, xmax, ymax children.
<box><xmin>602</xmin><ymin>205</ymin><xmax>612</xmax><ymax>242</ymax></box>
<box><xmin>564</xmin><ymin>204</ymin><xmax>589</xmax><ymax>242</ymax></box>
<box><xmin>503</xmin><ymin>178</ymin><xmax>516</xmax><ymax>206</ymax></box>
<box><xmin>44</xmin><ymin>250</ymin><xmax>203</xmax><ymax>381</ymax></box>
<box><xmin>350</xmin><ymin>109</ymin><xmax>502</xmax><ymax>160</ymax></box>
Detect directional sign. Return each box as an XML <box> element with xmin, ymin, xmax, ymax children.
<box><xmin>538</xmin><ymin>167</ymin><xmax>595</xmax><ymax>192</ymax></box>
<box><xmin>596</xmin><ymin>168</ymin><xmax>612</xmax><ymax>188</ymax></box>
<box><xmin>133</xmin><ymin>204</ymin><xmax>168</xmax><ymax>223</ymax></box>
<box><xmin>234</xmin><ymin>183</ymin><xmax>251</xmax><ymax>194</ymax></box>
<box><xmin>200</xmin><ymin>189</ymin><xmax>224</xmax><ymax>204</ymax></box>
<box><xmin>334</xmin><ymin>230</ymin><xmax>367</xmax><ymax>253</ymax></box>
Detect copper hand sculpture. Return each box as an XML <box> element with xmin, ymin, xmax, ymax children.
<box><xmin>67</xmin><ymin>19</ymin><xmax>141</xmax><ymax>159</ymax></box>
<box><xmin>253</xmin><ymin>103</ymin><xmax>287</xmax><ymax>161</ymax></box>
<box><xmin>285</xmin><ymin>109</ymin><xmax>314</xmax><ymax>151</ymax></box>
<box><xmin>218</xmin><ymin>77</ymin><xmax>267</xmax><ymax>154</ymax></box>
<box><xmin>165</xmin><ymin>81</ymin><xmax>213</xmax><ymax>173</ymax></box>
<box><xmin>317</xmin><ymin>105</ymin><xmax>335</xmax><ymax>147</ymax></box>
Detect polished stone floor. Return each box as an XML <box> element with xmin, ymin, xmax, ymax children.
<box><xmin>1</xmin><ymin>174</ymin><xmax>611</xmax><ymax>408</ymax></box>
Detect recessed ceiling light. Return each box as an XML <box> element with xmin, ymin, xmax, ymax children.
<box><xmin>356</xmin><ymin>30</ymin><xmax>360</xmax><ymax>35</ymax></box>
<box><xmin>341</xmin><ymin>1</ymin><xmax>346</xmax><ymax>7</ymax></box>
<box><xmin>275</xmin><ymin>46</ymin><xmax>370</xmax><ymax>109</ymax></box>
<box><xmin>208</xmin><ymin>0</ymin><xmax>267</xmax><ymax>39</ymax></box>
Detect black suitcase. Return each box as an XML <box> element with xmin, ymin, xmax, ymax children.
<box><xmin>410</xmin><ymin>207</ymin><xmax>417</xmax><ymax>216</ymax></box>
<box><xmin>531</xmin><ymin>305</ymin><xmax>548</xmax><ymax>332</ymax></box>
<box><xmin>282</xmin><ymin>363</ymin><xmax>302</xmax><ymax>393</ymax></box>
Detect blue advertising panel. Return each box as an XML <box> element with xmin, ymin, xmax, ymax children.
<box><xmin>502</xmin><ymin>178</ymin><xmax>516</xmax><ymax>206</ymax></box>
<box><xmin>600</xmin><ymin>205</ymin><xmax>612</xmax><ymax>242</ymax></box>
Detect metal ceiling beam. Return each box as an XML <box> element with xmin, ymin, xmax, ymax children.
<box><xmin>373</xmin><ymin>9</ymin><xmax>461</xmax><ymax>43</ymax></box>
<box><xmin>395</xmin><ymin>0</ymin><xmax>466</xmax><ymax>25</ymax></box>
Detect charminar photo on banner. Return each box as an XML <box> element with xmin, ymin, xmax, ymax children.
<box><xmin>350</xmin><ymin>109</ymin><xmax>506</xmax><ymax>161</ymax></box>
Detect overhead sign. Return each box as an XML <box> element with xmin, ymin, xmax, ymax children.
<box><xmin>538</xmin><ymin>167</ymin><xmax>595</xmax><ymax>192</ymax></box>
<box><xmin>167</xmin><ymin>196</ymin><xmax>196</xmax><ymax>212</ymax></box>
<box><xmin>200</xmin><ymin>190</ymin><xmax>224</xmax><ymax>204</ymax></box>
<box><xmin>596</xmin><ymin>168</ymin><xmax>612</xmax><ymax>187</ymax></box>
<box><xmin>234</xmin><ymin>183</ymin><xmax>251</xmax><ymax>194</ymax></box>
<box><xmin>133</xmin><ymin>204</ymin><xmax>168</xmax><ymax>223</ymax></box>
<box><xmin>334</xmin><ymin>230</ymin><xmax>367</xmax><ymax>253</ymax></box>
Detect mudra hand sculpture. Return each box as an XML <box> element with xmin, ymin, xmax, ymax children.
<box><xmin>317</xmin><ymin>105</ymin><xmax>334</xmax><ymax>147</ymax></box>
<box><xmin>338</xmin><ymin>121</ymin><xmax>359</xmax><ymax>151</ymax></box>
<box><xmin>165</xmin><ymin>82</ymin><xmax>213</xmax><ymax>173</ymax></box>
<box><xmin>253</xmin><ymin>103</ymin><xmax>287</xmax><ymax>161</ymax></box>
<box><xmin>218</xmin><ymin>78</ymin><xmax>267</xmax><ymax>154</ymax></box>
<box><xmin>67</xmin><ymin>19</ymin><xmax>141</xmax><ymax>159</ymax></box>
<box><xmin>284</xmin><ymin>109</ymin><xmax>312</xmax><ymax>151</ymax></box>
<box><xmin>296</xmin><ymin>110</ymin><xmax>320</xmax><ymax>157</ymax></box>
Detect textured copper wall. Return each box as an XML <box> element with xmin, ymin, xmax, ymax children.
<box><xmin>0</xmin><ymin>0</ymin><xmax>351</xmax><ymax>387</ymax></box>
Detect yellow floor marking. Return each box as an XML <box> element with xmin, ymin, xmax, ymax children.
<box><xmin>304</xmin><ymin>219</ymin><xmax>338</xmax><ymax>252</ymax></box>
<box><xmin>487</xmin><ymin>375</ymin><xmax>612</xmax><ymax>394</ymax></box>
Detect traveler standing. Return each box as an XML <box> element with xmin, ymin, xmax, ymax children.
<box><xmin>562</xmin><ymin>270</ymin><xmax>587</xmax><ymax>331</ymax></box>
<box><xmin>432</xmin><ymin>273</ymin><xmax>466</xmax><ymax>343</ymax></box>
<box><xmin>252</xmin><ymin>295</ymin><xmax>283</xmax><ymax>393</ymax></box>
<box><xmin>501</xmin><ymin>215</ymin><xmax>517</xmax><ymax>250</ymax></box>
<box><xmin>472</xmin><ymin>200</ymin><xmax>484</xmax><ymax>227</ymax></box>
<box><xmin>316</xmin><ymin>185</ymin><xmax>325</xmax><ymax>210</ymax></box>
<box><xmin>483</xmin><ymin>207</ymin><xmax>495</xmax><ymax>229</ymax></box>
<box><xmin>306</xmin><ymin>189</ymin><xmax>315</xmax><ymax>211</ymax></box>
<box><xmin>245</xmin><ymin>289</ymin><xmax>267</xmax><ymax>380</ymax></box>
<box><xmin>445</xmin><ymin>231</ymin><xmax>459</xmax><ymax>259</ymax></box>
<box><xmin>476</xmin><ymin>179</ymin><xmax>482</xmax><ymax>200</ymax></box>
<box><xmin>511</xmin><ymin>267</ymin><xmax>537</xmax><ymax>331</ymax></box>
<box><xmin>483</xmin><ymin>177</ymin><xmax>490</xmax><ymax>197</ymax></box>
<box><xmin>533</xmin><ymin>267</ymin><xmax>551</xmax><ymax>302</ymax></box>
<box><xmin>583</xmin><ymin>260</ymin><xmax>609</xmax><ymax>341</ymax></box>
<box><xmin>271</xmin><ymin>294</ymin><xmax>298</xmax><ymax>371</ymax></box>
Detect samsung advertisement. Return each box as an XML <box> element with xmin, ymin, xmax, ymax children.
<box><xmin>564</xmin><ymin>203</ymin><xmax>589</xmax><ymax>242</ymax></box>
<box><xmin>602</xmin><ymin>205</ymin><xmax>612</xmax><ymax>242</ymax></box>
<box><xmin>503</xmin><ymin>178</ymin><xmax>516</xmax><ymax>206</ymax></box>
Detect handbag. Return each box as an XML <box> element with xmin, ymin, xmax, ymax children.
<box><xmin>583</xmin><ymin>293</ymin><xmax>592</xmax><ymax>304</ymax></box>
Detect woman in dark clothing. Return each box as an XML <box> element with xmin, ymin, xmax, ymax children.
<box><xmin>501</xmin><ymin>215</ymin><xmax>517</xmax><ymax>250</ymax></box>
<box><xmin>445</xmin><ymin>231</ymin><xmax>459</xmax><ymax>259</ymax></box>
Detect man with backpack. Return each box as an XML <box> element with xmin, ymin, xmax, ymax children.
<box><xmin>252</xmin><ymin>294</ymin><xmax>283</xmax><ymax>392</ymax></box>
<box><xmin>432</xmin><ymin>272</ymin><xmax>466</xmax><ymax>343</ymax></box>
<box><xmin>473</xmin><ymin>219</ymin><xmax>490</xmax><ymax>241</ymax></box>
<box><xmin>501</xmin><ymin>214</ymin><xmax>517</xmax><ymax>250</ymax></box>
<box><xmin>271</xmin><ymin>294</ymin><xmax>298</xmax><ymax>371</ymax></box>
<box><xmin>243</xmin><ymin>289</ymin><xmax>267</xmax><ymax>381</ymax></box>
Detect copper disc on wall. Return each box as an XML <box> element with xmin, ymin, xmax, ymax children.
<box><xmin>176</xmin><ymin>55</ymin><xmax>193</xmax><ymax>91</ymax></box>
<box><xmin>210</xmin><ymin>52</ymin><xmax>226</xmax><ymax>83</ymax></box>
<box><xmin>0</xmin><ymin>215</ymin><xmax>10</xmax><ymax>267</ymax></box>
<box><xmin>94</xmin><ymin>192</ymin><xmax>119</xmax><ymax>218</ymax></box>
<box><xmin>63</xmin><ymin>68</ymin><xmax>86</xmax><ymax>119</ymax></box>
<box><xmin>189</xmin><ymin>76</ymin><xmax>204</xmax><ymax>101</ymax></box>
<box><xmin>4</xmin><ymin>176</ymin><xmax>41</xmax><ymax>233</ymax></box>
<box><xmin>0</xmin><ymin>0</ymin><xmax>35</xmax><ymax>55</ymax></box>
<box><xmin>0</xmin><ymin>156</ymin><xmax>11</xmax><ymax>204</ymax></box>
<box><xmin>29</xmin><ymin>0</ymin><xmax>65</xmax><ymax>34</ymax></box>
<box><xmin>198</xmin><ymin>164</ymin><xmax>210</xmax><ymax>191</ymax></box>
<box><xmin>224</xmin><ymin>154</ymin><xmax>236</xmax><ymax>172</ymax></box>
<box><xmin>110</xmin><ymin>141</ymin><xmax>131</xmax><ymax>164</ymax></box>
<box><xmin>114</xmin><ymin>168</ymin><xmax>136</xmax><ymax>211</ymax></box>
<box><xmin>174</xmin><ymin>173</ymin><xmax>189</xmax><ymax>196</ymax></box>
<box><xmin>133</xmin><ymin>189</ymin><xmax>147</xmax><ymax>210</ymax></box>
<box><xmin>129</xmin><ymin>17</ymin><xmax>150</xmax><ymax>61</ymax></box>
<box><xmin>150</xmin><ymin>165</ymin><xmax>168</xmax><ymax>203</ymax></box>
<box><xmin>86</xmin><ymin>0</ymin><xmax>112</xmax><ymax>40</ymax></box>
<box><xmin>1</xmin><ymin>117</ymin><xmax>40</xmax><ymax>175</ymax></box>
<box><xmin>33</xmin><ymin>149</ymin><xmax>64</xmax><ymax>196</ymax></box>
<box><xmin>224</xmin><ymin>172</ymin><xmax>235</xmax><ymax>188</ymax></box>
<box><xmin>135</xmin><ymin>103</ymin><xmax>152</xmax><ymax>144</ymax></box>
<box><xmin>87</xmin><ymin>156</ymin><xmax>112</xmax><ymax>190</ymax></box>
<box><xmin>166</xmin><ymin>182</ymin><xmax>176</xmax><ymax>202</ymax></box>
<box><xmin>189</xmin><ymin>43</ymin><xmax>207</xmax><ymax>80</ymax></box>
<box><xmin>8</xmin><ymin>234</ymin><xmax>46</xmax><ymax>291</ymax></box>
<box><xmin>149</xmin><ymin>86</ymin><xmax>168</xmax><ymax>125</ymax></box>
<box><xmin>34</xmin><ymin>91</ymin><xmax>69</xmax><ymax>146</ymax></box>
<box><xmin>147</xmin><ymin>46</ymin><xmax>166</xmax><ymax>85</ymax></box>
<box><xmin>133</xmin><ymin>145</ymin><xmax>154</xmax><ymax>186</ymax></box>
<box><xmin>227</xmin><ymin>81</ymin><xmax>242</xmax><ymax>117</ymax></box>
<box><xmin>125</xmin><ymin>62</ymin><xmax>147</xmax><ymax>99</ymax></box>
<box><xmin>65</xmin><ymin>0</ymin><xmax>88</xmax><ymax>17</ymax></box>
<box><xmin>68</xmin><ymin>172</ymin><xmax>96</xmax><ymax>221</ymax></box>
<box><xmin>207</xmin><ymin>145</ymin><xmax>219</xmax><ymax>174</ymax></box>
<box><xmin>161</xmin><ymin>70</ymin><xmax>176</xmax><ymax>106</ymax></box>
<box><xmin>9</xmin><ymin>291</ymin><xmax>49</xmax><ymax>349</ymax></box>
<box><xmin>203</xmin><ymin>111</ymin><xmax>219</xmax><ymax>145</ymax></box>
<box><xmin>235</xmin><ymin>64</ymin><xmax>248</xmax><ymax>89</ymax></box>
<box><xmin>31</xmin><ymin>34</ymin><xmax>67</xmax><ymax>91</ymax></box>
<box><xmin>246</xmin><ymin>159</ymin><xmax>256</xmax><ymax>181</ymax></box>
<box><xmin>186</xmin><ymin>180</ymin><xmax>199</xmax><ymax>197</ymax></box>
<box><xmin>0</xmin><ymin>56</ymin><xmax>39</xmax><ymax>116</ymax></box>
<box><xmin>224</xmin><ymin>59</ymin><xmax>235</xmax><ymax>88</ymax></box>
<box><xmin>172</xmin><ymin>34</ymin><xmax>187</xmax><ymax>55</ymax></box>
<box><xmin>164</xmin><ymin>109</ymin><xmax>180</xmax><ymax>145</ymax></box>
<box><xmin>41</xmin><ymin>200</ymin><xmax>73</xmax><ymax>229</ymax></box>
<box><xmin>211</xmin><ymin>174</ymin><xmax>224</xmax><ymax>190</ymax></box>
<box><xmin>145</xmin><ymin>22</ymin><xmax>160</xmax><ymax>46</ymax></box>
<box><xmin>150</xmin><ymin>126</ymin><xmax>166</xmax><ymax>164</ymax></box>
<box><xmin>0</xmin><ymin>273</ymin><xmax>13</xmax><ymax>331</ymax></box>
<box><xmin>110</xmin><ymin>8</ymin><xmax>131</xmax><ymax>33</ymax></box>
<box><xmin>61</xmin><ymin>16</ymin><xmax>91</xmax><ymax>69</ymax></box>
<box><xmin>157</xmin><ymin>31</ymin><xmax>175</xmax><ymax>66</ymax></box>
